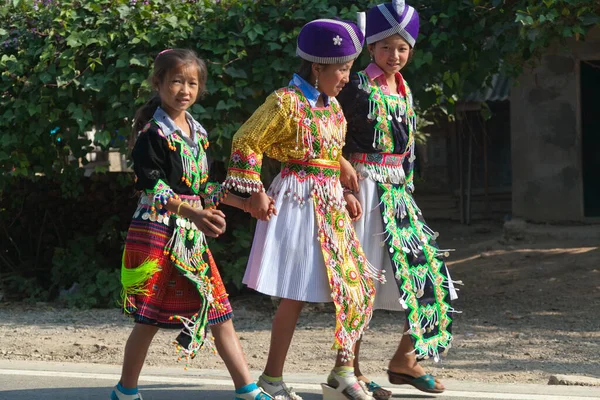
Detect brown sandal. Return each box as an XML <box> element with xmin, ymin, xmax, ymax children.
<box><xmin>361</xmin><ymin>381</ymin><xmax>392</xmax><ymax>400</ymax></box>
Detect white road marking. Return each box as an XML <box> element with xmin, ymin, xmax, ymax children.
<box><xmin>0</xmin><ymin>368</ymin><xmax>596</xmax><ymax>400</ymax></box>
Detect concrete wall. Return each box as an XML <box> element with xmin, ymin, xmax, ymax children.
<box><xmin>510</xmin><ymin>27</ymin><xmax>600</xmax><ymax>222</ymax></box>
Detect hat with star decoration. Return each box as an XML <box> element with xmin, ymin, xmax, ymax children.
<box><xmin>366</xmin><ymin>0</ymin><xmax>420</xmax><ymax>47</ymax></box>
<box><xmin>296</xmin><ymin>17</ymin><xmax>365</xmax><ymax>64</ymax></box>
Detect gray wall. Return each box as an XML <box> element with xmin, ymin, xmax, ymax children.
<box><xmin>510</xmin><ymin>27</ymin><xmax>600</xmax><ymax>222</ymax></box>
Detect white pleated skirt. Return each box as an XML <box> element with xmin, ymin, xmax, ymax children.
<box><xmin>353</xmin><ymin>178</ymin><xmax>458</xmax><ymax>311</ymax></box>
<box><xmin>242</xmin><ymin>173</ymin><xmax>333</xmax><ymax>303</ymax></box>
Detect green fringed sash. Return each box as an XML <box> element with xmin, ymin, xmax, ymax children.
<box><xmin>120</xmin><ymin>255</ymin><xmax>161</xmax><ymax>313</ymax></box>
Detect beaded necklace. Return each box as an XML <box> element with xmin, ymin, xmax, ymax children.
<box><xmin>356</xmin><ymin>71</ymin><xmax>416</xmax><ymax>154</ymax></box>
<box><xmin>154</xmin><ymin>118</ymin><xmax>209</xmax><ymax>194</ymax></box>
<box><xmin>277</xmin><ymin>86</ymin><xmax>346</xmax><ymax>159</ymax></box>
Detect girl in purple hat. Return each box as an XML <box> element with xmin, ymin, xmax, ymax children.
<box><xmin>219</xmin><ymin>18</ymin><xmax>383</xmax><ymax>400</ymax></box>
<box><xmin>337</xmin><ymin>1</ymin><xmax>460</xmax><ymax>398</ymax></box>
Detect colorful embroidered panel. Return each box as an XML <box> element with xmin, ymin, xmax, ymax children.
<box><xmin>377</xmin><ymin>182</ymin><xmax>454</xmax><ymax>360</ymax></box>
<box><xmin>304</xmin><ymin>162</ymin><xmax>378</xmax><ymax>359</ymax></box>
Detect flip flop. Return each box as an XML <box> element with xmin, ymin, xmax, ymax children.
<box><xmin>387</xmin><ymin>370</ymin><xmax>444</xmax><ymax>394</ymax></box>
<box><xmin>364</xmin><ymin>381</ymin><xmax>392</xmax><ymax>400</ymax></box>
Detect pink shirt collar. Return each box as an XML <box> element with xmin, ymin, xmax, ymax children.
<box><xmin>364</xmin><ymin>63</ymin><xmax>407</xmax><ymax>96</ymax></box>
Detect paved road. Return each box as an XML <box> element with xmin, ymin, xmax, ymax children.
<box><xmin>0</xmin><ymin>360</ymin><xmax>599</xmax><ymax>400</ymax></box>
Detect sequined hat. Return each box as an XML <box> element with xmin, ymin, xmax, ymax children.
<box><xmin>366</xmin><ymin>0</ymin><xmax>420</xmax><ymax>47</ymax></box>
<box><xmin>296</xmin><ymin>18</ymin><xmax>365</xmax><ymax>64</ymax></box>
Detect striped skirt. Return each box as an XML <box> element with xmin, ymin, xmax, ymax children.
<box><xmin>122</xmin><ymin>195</ymin><xmax>233</xmax><ymax>329</ymax></box>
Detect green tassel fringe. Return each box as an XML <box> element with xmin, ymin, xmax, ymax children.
<box><xmin>120</xmin><ymin>254</ymin><xmax>161</xmax><ymax>313</ymax></box>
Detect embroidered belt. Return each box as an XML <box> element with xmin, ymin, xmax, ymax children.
<box><xmin>349</xmin><ymin>153</ymin><xmax>407</xmax><ymax>185</ymax></box>
<box><xmin>281</xmin><ymin>159</ymin><xmax>341</xmax><ymax>181</ymax></box>
<box><xmin>140</xmin><ymin>193</ymin><xmax>202</xmax><ymax>209</ymax></box>
<box><xmin>349</xmin><ymin>152</ymin><xmax>407</xmax><ymax>167</ymax></box>
<box><xmin>137</xmin><ymin>194</ymin><xmax>204</xmax><ymax>227</ymax></box>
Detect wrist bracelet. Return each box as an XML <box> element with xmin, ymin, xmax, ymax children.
<box><xmin>177</xmin><ymin>202</ymin><xmax>187</xmax><ymax>215</ymax></box>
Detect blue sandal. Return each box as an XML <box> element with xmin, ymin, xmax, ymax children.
<box><xmin>387</xmin><ymin>370</ymin><xmax>444</xmax><ymax>394</ymax></box>
<box><xmin>111</xmin><ymin>384</ymin><xmax>143</xmax><ymax>399</ymax></box>
<box><xmin>235</xmin><ymin>382</ymin><xmax>274</xmax><ymax>400</ymax></box>
<box><xmin>364</xmin><ymin>381</ymin><xmax>392</xmax><ymax>400</ymax></box>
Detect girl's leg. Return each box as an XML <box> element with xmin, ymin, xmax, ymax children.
<box><xmin>263</xmin><ymin>298</ymin><xmax>305</xmax><ymax>377</ymax></box>
<box><xmin>258</xmin><ymin>299</ymin><xmax>305</xmax><ymax>399</ymax></box>
<box><xmin>210</xmin><ymin>318</ymin><xmax>253</xmax><ymax>389</ymax></box>
<box><xmin>120</xmin><ymin>323</ymin><xmax>160</xmax><ymax>389</ymax></box>
<box><xmin>352</xmin><ymin>338</ymin><xmax>364</xmax><ymax>378</ymax></box>
<box><xmin>388</xmin><ymin>321</ymin><xmax>444</xmax><ymax>391</ymax></box>
<box><xmin>212</xmin><ymin>319</ymin><xmax>273</xmax><ymax>399</ymax></box>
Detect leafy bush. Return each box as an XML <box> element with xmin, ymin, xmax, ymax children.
<box><xmin>0</xmin><ymin>173</ymin><xmax>136</xmax><ymax>304</ymax></box>
<box><xmin>2</xmin><ymin>0</ymin><xmax>597</xmax><ymax>190</ymax></box>
<box><xmin>52</xmin><ymin>233</ymin><xmax>122</xmax><ymax>308</ymax></box>
<box><xmin>0</xmin><ymin>0</ymin><xmax>368</xmax><ymax>194</ymax></box>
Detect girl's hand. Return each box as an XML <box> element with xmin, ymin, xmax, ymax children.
<box><xmin>340</xmin><ymin>156</ymin><xmax>359</xmax><ymax>193</ymax></box>
<box><xmin>247</xmin><ymin>192</ymin><xmax>278</xmax><ymax>221</ymax></box>
<box><xmin>189</xmin><ymin>209</ymin><xmax>227</xmax><ymax>237</ymax></box>
<box><xmin>344</xmin><ymin>192</ymin><xmax>362</xmax><ymax>221</ymax></box>
<box><xmin>267</xmin><ymin>196</ymin><xmax>277</xmax><ymax>219</ymax></box>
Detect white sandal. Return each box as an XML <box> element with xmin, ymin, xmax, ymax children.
<box><xmin>257</xmin><ymin>375</ymin><xmax>303</xmax><ymax>400</ymax></box>
<box><xmin>322</xmin><ymin>371</ymin><xmax>375</xmax><ymax>400</ymax></box>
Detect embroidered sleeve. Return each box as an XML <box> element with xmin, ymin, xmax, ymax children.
<box><xmin>149</xmin><ymin>179</ymin><xmax>179</xmax><ymax>214</ymax></box>
<box><xmin>199</xmin><ymin>152</ymin><xmax>228</xmax><ymax>208</ymax></box>
<box><xmin>223</xmin><ymin>91</ymin><xmax>293</xmax><ymax>193</ymax></box>
<box><xmin>132</xmin><ymin>124</ymin><xmax>179</xmax><ymax>212</ymax></box>
<box><xmin>339</xmin><ymin>73</ymin><xmax>379</xmax><ymax>156</ymax></box>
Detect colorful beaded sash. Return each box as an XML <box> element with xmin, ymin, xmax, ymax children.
<box><xmin>277</xmin><ymin>158</ymin><xmax>381</xmax><ymax>359</ymax></box>
<box><xmin>377</xmin><ymin>182</ymin><xmax>456</xmax><ymax>361</ymax></box>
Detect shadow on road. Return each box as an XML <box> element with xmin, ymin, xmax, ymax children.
<box><xmin>0</xmin><ymin>383</ymin><xmax>324</xmax><ymax>400</ymax></box>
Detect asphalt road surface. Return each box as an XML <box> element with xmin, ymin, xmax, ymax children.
<box><xmin>0</xmin><ymin>361</ymin><xmax>599</xmax><ymax>400</ymax></box>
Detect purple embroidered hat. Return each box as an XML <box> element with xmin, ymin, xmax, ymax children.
<box><xmin>296</xmin><ymin>18</ymin><xmax>366</xmax><ymax>64</ymax></box>
<box><xmin>366</xmin><ymin>0</ymin><xmax>420</xmax><ymax>47</ymax></box>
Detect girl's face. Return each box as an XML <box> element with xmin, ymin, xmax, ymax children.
<box><xmin>315</xmin><ymin>61</ymin><xmax>354</xmax><ymax>98</ymax></box>
<box><xmin>156</xmin><ymin>63</ymin><xmax>200</xmax><ymax>115</ymax></box>
<box><xmin>370</xmin><ymin>35</ymin><xmax>411</xmax><ymax>77</ymax></box>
